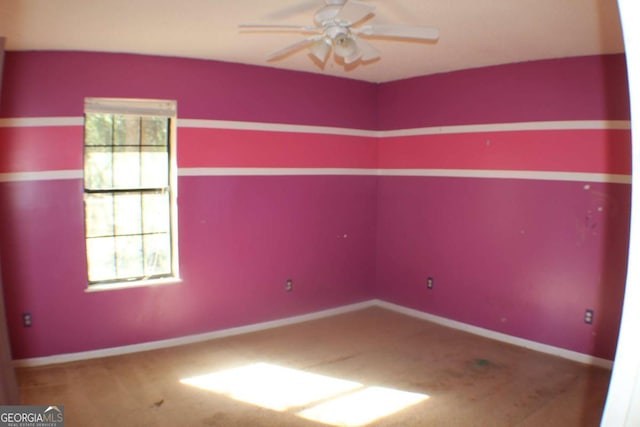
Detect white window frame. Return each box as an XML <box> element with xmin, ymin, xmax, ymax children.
<box><xmin>83</xmin><ymin>98</ymin><xmax>180</xmax><ymax>291</ymax></box>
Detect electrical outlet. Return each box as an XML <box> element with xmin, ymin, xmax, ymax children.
<box><xmin>23</xmin><ymin>312</ymin><xmax>32</xmax><ymax>327</ymax></box>
<box><xmin>427</xmin><ymin>277</ymin><xmax>434</xmax><ymax>289</ymax></box>
<box><xmin>584</xmin><ymin>309</ymin><xmax>594</xmax><ymax>324</ymax></box>
<box><xmin>285</xmin><ymin>279</ymin><xmax>293</xmax><ymax>292</ymax></box>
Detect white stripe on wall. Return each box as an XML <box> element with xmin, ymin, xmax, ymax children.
<box><xmin>378</xmin><ymin>120</ymin><xmax>632</xmax><ymax>138</ymax></box>
<box><xmin>0</xmin><ymin>168</ymin><xmax>632</xmax><ymax>184</ymax></box>
<box><xmin>377</xmin><ymin>169</ymin><xmax>633</xmax><ymax>184</ymax></box>
<box><xmin>177</xmin><ymin>118</ymin><xmax>378</xmax><ymax>137</ymax></box>
<box><xmin>0</xmin><ymin>117</ymin><xmax>631</xmax><ymax>136</ymax></box>
<box><xmin>179</xmin><ymin>168</ymin><xmax>632</xmax><ymax>184</ymax></box>
<box><xmin>179</xmin><ymin>168</ymin><xmax>379</xmax><ymax>177</ymax></box>
<box><xmin>0</xmin><ymin>117</ymin><xmax>83</xmax><ymax>127</ymax></box>
<box><xmin>0</xmin><ymin>170</ymin><xmax>83</xmax><ymax>183</ymax></box>
<box><xmin>0</xmin><ymin>117</ymin><xmax>376</xmax><ymax>136</ymax></box>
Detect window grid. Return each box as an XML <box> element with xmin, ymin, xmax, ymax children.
<box><xmin>84</xmin><ymin>109</ymin><xmax>175</xmax><ymax>286</ymax></box>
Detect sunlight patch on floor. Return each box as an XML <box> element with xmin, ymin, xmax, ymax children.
<box><xmin>298</xmin><ymin>386</ymin><xmax>429</xmax><ymax>426</ymax></box>
<box><xmin>180</xmin><ymin>362</ymin><xmax>362</xmax><ymax>411</ymax></box>
<box><xmin>180</xmin><ymin>362</ymin><xmax>430</xmax><ymax>426</ymax></box>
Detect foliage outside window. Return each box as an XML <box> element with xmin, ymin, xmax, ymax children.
<box><xmin>83</xmin><ymin>98</ymin><xmax>178</xmax><ymax>287</ymax></box>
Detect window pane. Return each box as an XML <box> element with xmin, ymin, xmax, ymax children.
<box><xmin>113</xmin><ymin>146</ymin><xmax>141</xmax><ymax>188</ymax></box>
<box><xmin>141</xmin><ymin>147</ymin><xmax>169</xmax><ymax>188</ymax></box>
<box><xmin>141</xmin><ymin>117</ymin><xmax>168</xmax><ymax>146</ymax></box>
<box><xmin>144</xmin><ymin>233</ymin><xmax>171</xmax><ymax>276</ymax></box>
<box><xmin>115</xmin><ymin>235</ymin><xmax>144</xmax><ymax>278</ymax></box>
<box><xmin>85</xmin><ymin>114</ymin><xmax>113</xmax><ymax>146</ymax></box>
<box><xmin>83</xmin><ymin>100</ymin><xmax>177</xmax><ymax>285</ymax></box>
<box><xmin>84</xmin><ymin>147</ymin><xmax>113</xmax><ymax>189</ymax></box>
<box><xmin>143</xmin><ymin>192</ymin><xmax>170</xmax><ymax>234</ymax></box>
<box><xmin>85</xmin><ymin>194</ymin><xmax>114</xmax><ymax>238</ymax></box>
<box><xmin>87</xmin><ymin>237</ymin><xmax>116</xmax><ymax>282</ymax></box>
<box><xmin>114</xmin><ymin>115</ymin><xmax>140</xmax><ymax>146</ymax></box>
<box><xmin>114</xmin><ymin>193</ymin><xmax>142</xmax><ymax>235</ymax></box>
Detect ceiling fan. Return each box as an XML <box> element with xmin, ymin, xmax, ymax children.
<box><xmin>239</xmin><ymin>0</ymin><xmax>439</xmax><ymax>66</ymax></box>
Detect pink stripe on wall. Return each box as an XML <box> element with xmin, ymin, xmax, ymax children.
<box><xmin>0</xmin><ymin>125</ymin><xmax>377</xmax><ymax>173</ymax></box>
<box><xmin>178</xmin><ymin>128</ymin><xmax>377</xmax><ymax>169</ymax></box>
<box><xmin>0</xmin><ymin>123</ymin><xmax>630</xmax><ymax>175</ymax></box>
<box><xmin>378</xmin><ymin>129</ymin><xmax>632</xmax><ymax>174</ymax></box>
<box><xmin>0</xmin><ymin>126</ymin><xmax>83</xmax><ymax>173</ymax></box>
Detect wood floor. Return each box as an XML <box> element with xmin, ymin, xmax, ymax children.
<box><xmin>17</xmin><ymin>307</ymin><xmax>611</xmax><ymax>426</ymax></box>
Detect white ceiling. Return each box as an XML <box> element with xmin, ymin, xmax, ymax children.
<box><xmin>0</xmin><ymin>0</ymin><xmax>626</xmax><ymax>83</ymax></box>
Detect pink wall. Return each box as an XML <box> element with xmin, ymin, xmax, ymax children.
<box><xmin>0</xmin><ymin>52</ymin><xmax>378</xmax><ymax>359</ymax></box>
<box><xmin>0</xmin><ymin>51</ymin><xmax>632</xmax><ymax>361</ymax></box>
<box><xmin>0</xmin><ymin>176</ymin><xmax>377</xmax><ymax>356</ymax></box>
<box><xmin>378</xmin><ymin>55</ymin><xmax>630</xmax><ymax>129</ymax></box>
<box><xmin>375</xmin><ymin>54</ymin><xmax>631</xmax><ymax>360</ymax></box>
<box><xmin>376</xmin><ymin>178</ymin><xmax>629</xmax><ymax>358</ymax></box>
<box><xmin>1</xmin><ymin>52</ymin><xmax>377</xmax><ymax>129</ymax></box>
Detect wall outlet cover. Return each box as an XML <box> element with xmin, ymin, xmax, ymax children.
<box><xmin>427</xmin><ymin>277</ymin><xmax>434</xmax><ymax>289</ymax></box>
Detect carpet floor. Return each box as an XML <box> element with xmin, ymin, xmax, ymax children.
<box><xmin>17</xmin><ymin>307</ymin><xmax>611</xmax><ymax>426</ymax></box>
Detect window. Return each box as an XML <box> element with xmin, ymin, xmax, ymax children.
<box><xmin>83</xmin><ymin>98</ymin><xmax>178</xmax><ymax>288</ymax></box>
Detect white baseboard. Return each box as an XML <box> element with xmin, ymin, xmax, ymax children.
<box><xmin>13</xmin><ymin>299</ymin><xmax>613</xmax><ymax>369</ymax></box>
<box><xmin>13</xmin><ymin>301</ymin><xmax>376</xmax><ymax>367</ymax></box>
<box><xmin>372</xmin><ymin>300</ymin><xmax>613</xmax><ymax>369</ymax></box>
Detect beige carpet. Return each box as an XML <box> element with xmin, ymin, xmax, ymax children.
<box><xmin>17</xmin><ymin>307</ymin><xmax>611</xmax><ymax>426</ymax></box>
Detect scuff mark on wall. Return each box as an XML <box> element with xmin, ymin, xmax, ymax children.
<box><xmin>576</xmin><ymin>185</ymin><xmax>619</xmax><ymax>245</ymax></box>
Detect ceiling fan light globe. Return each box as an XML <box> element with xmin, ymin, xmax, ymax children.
<box><xmin>309</xmin><ymin>39</ymin><xmax>332</xmax><ymax>63</ymax></box>
<box><xmin>333</xmin><ymin>35</ymin><xmax>358</xmax><ymax>58</ymax></box>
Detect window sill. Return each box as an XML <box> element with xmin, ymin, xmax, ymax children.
<box><xmin>85</xmin><ymin>277</ymin><xmax>182</xmax><ymax>293</ymax></box>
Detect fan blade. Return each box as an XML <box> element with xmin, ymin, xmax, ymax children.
<box><xmin>353</xmin><ymin>37</ymin><xmax>380</xmax><ymax>62</ymax></box>
<box><xmin>344</xmin><ymin>50</ymin><xmax>362</xmax><ymax>64</ymax></box>
<box><xmin>334</xmin><ymin>0</ymin><xmax>375</xmax><ymax>25</ymax></box>
<box><xmin>267</xmin><ymin>36</ymin><xmax>322</xmax><ymax>61</ymax></box>
<box><xmin>239</xmin><ymin>23</ymin><xmax>319</xmax><ymax>33</ymax></box>
<box><xmin>356</xmin><ymin>24</ymin><xmax>439</xmax><ymax>40</ymax></box>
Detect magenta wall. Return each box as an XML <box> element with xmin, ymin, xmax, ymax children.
<box><xmin>378</xmin><ymin>55</ymin><xmax>630</xmax><ymax>128</ymax></box>
<box><xmin>0</xmin><ymin>52</ymin><xmax>378</xmax><ymax>358</ymax></box>
<box><xmin>1</xmin><ymin>52</ymin><xmax>377</xmax><ymax>128</ymax></box>
<box><xmin>0</xmin><ymin>51</ymin><xmax>632</xmax><ymax>361</ymax></box>
<box><xmin>375</xmin><ymin>54</ymin><xmax>631</xmax><ymax>360</ymax></box>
